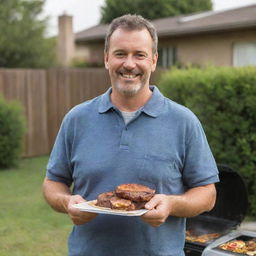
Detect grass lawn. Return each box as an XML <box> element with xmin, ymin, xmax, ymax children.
<box><xmin>0</xmin><ymin>156</ymin><xmax>72</xmax><ymax>256</ymax></box>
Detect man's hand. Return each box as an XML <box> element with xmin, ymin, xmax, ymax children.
<box><xmin>42</xmin><ymin>178</ymin><xmax>98</xmax><ymax>225</ymax></box>
<box><xmin>140</xmin><ymin>184</ymin><xmax>216</xmax><ymax>227</ymax></box>
<box><xmin>140</xmin><ymin>194</ymin><xmax>171</xmax><ymax>227</ymax></box>
<box><xmin>67</xmin><ymin>195</ymin><xmax>98</xmax><ymax>225</ymax></box>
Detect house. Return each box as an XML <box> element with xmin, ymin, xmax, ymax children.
<box><xmin>57</xmin><ymin>4</ymin><xmax>256</xmax><ymax>68</ymax></box>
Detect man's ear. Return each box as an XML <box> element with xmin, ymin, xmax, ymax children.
<box><xmin>104</xmin><ymin>52</ymin><xmax>109</xmax><ymax>69</ymax></box>
<box><xmin>151</xmin><ymin>52</ymin><xmax>158</xmax><ymax>72</ymax></box>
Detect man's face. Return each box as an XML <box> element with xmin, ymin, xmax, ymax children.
<box><xmin>104</xmin><ymin>28</ymin><xmax>158</xmax><ymax>97</ymax></box>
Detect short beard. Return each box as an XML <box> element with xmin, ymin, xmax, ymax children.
<box><xmin>114</xmin><ymin>82</ymin><xmax>144</xmax><ymax>97</ymax></box>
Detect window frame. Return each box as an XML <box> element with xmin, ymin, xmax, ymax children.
<box><xmin>233</xmin><ymin>42</ymin><xmax>256</xmax><ymax>67</ymax></box>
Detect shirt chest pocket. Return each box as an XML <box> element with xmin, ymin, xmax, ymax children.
<box><xmin>138</xmin><ymin>154</ymin><xmax>184</xmax><ymax>195</ymax></box>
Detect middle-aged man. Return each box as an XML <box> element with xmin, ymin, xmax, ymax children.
<box><xmin>43</xmin><ymin>14</ymin><xmax>219</xmax><ymax>256</ymax></box>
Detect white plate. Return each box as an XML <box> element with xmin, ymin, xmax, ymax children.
<box><xmin>72</xmin><ymin>200</ymin><xmax>148</xmax><ymax>216</ymax></box>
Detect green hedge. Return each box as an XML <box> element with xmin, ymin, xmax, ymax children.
<box><xmin>158</xmin><ymin>66</ymin><xmax>256</xmax><ymax>217</ymax></box>
<box><xmin>0</xmin><ymin>96</ymin><xmax>26</xmax><ymax>168</ymax></box>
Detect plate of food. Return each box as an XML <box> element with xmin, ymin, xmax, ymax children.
<box><xmin>72</xmin><ymin>200</ymin><xmax>149</xmax><ymax>216</ymax></box>
<box><xmin>72</xmin><ymin>183</ymin><xmax>155</xmax><ymax>216</ymax></box>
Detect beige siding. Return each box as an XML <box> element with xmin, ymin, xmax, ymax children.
<box><xmin>159</xmin><ymin>29</ymin><xmax>256</xmax><ymax>66</ymax></box>
<box><xmin>88</xmin><ymin>43</ymin><xmax>105</xmax><ymax>64</ymax></box>
<box><xmin>73</xmin><ymin>42</ymin><xmax>105</xmax><ymax>65</ymax></box>
<box><xmin>74</xmin><ymin>44</ymin><xmax>90</xmax><ymax>60</ymax></box>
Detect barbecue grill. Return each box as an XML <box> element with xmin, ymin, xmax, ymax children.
<box><xmin>203</xmin><ymin>230</ymin><xmax>256</xmax><ymax>255</ymax></box>
<box><xmin>184</xmin><ymin>165</ymin><xmax>256</xmax><ymax>256</ymax></box>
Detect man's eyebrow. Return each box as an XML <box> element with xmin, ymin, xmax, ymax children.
<box><xmin>112</xmin><ymin>49</ymin><xmax>125</xmax><ymax>53</ymax></box>
<box><xmin>136</xmin><ymin>50</ymin><xmax>147</xmax><ymax>54</ymax></box>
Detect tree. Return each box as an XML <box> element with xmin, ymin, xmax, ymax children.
<box><xmin>0</xmin><ymin>0</ymin><xmax>56</xmax><ymax>68</ymax></box>
<box><xmin>100</xmin><ymin>0</ymin><xmax>213</xmax><ymax>24</ymax></box>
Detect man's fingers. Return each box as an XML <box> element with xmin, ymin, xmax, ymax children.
<box><xmin>66</xmin><ymin>195</ymin><xmax>98</xmax><ymax>225</ymax></box>
<box><xmin>141</xmin><ymin>194</ymin><xmax>172</xmax><ymax>227</ymax></box>
<box><xmin>71</xmin><ymin>212</ymin><xmax>97</xmax><ymax>225</ymax></box>
<box><xmin>145</xmin><ymin>195</ymin><xmax>162</xmax><ymax>210</ymax></box>
<box><xmin>68</xmin><ymin>195</ymin><xmax>86</xmax><ymax>214</ymax></box>
<box><xmin>69</xmin><ymin>195</ymin><xmax>86</xmax><ymax>204</ymax></box>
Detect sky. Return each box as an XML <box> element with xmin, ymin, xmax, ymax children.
<box><xmin>42</xmin><ymin>0</ymin><xmax>256</xmax><ymax>36</ymax></box>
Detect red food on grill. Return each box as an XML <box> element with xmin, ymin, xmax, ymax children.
<box><xmin>219</xmin><ymin>238</ymin><xmax>256</xmax><ymax>255</ymax></box>
<box><xmin>115</xmin><ymin>183</ymin><xmax>155</xmax><ymax>202</ymax></box>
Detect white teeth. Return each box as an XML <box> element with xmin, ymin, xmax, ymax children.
<box><xmin>122</xmin><ymin>74</ymin><xmax>136</xmax><ymax>79</ymax></box>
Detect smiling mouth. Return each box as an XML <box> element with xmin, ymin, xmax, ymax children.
<box><xmin>119</xmin><ymin>72</ymin><xmax>140</xmax><ymax>79</ymax></box>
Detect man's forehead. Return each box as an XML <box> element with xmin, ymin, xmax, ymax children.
<box><xmin>110</xmin><ymin>27</ymin><xmax>151</xmax><ymax>39</ymax></box>
<box><xmin>109</xmin><ymin>28</ymin><xmax>153</xmax><ymax>48</ymax></box>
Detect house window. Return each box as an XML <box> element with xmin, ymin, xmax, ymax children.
<box><xmin>158</xmin><ymin>47</ymin><xmax>176</xmax><ymax>68</ymax></box>
<box><xmin>233</xmin><ymin>43</ymin><xmax>256</xmax><ymax>67</ymax></box>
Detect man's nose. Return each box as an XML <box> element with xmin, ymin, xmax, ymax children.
<box><xmin>123</xmin><ymin>55</ymin><xmax>136</xmax><ymax>70</ymax></box>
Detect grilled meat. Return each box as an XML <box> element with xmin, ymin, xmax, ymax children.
<box><xmin>96</xmin><ymin>191</ymin><xmax>147</xmax><ymax>211</ymax></box>
<box><xmin>95</xmin><ymin>191</ymin><xmax>115</xmax><ymax>208</ymax></box>
<box><xmin>96</xmin><ymin>184</ymin><xmax>155</xmax><ymax>211</ymax></box>
<box><xmin>110</xmin><ymin>197</ymin><xmax>136</xmax><ymax>211</ymax></box>
<box><xmin>186</xmin><ymin>231</ymin><xmax>221</xmax><ymax>244</ymax></box>
<box><xmin>115</xmin><ymin>183</ymin><xmax>155</xmax><ymax>202</ymax></box>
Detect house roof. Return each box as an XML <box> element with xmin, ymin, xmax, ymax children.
<box><xmin>75</xmin><ymin>4</ymin><xmax>256</xmax><ymax>42</ymax></box>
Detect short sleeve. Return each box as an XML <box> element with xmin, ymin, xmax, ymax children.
<box><xmin>182</xmin><ymin>120</ymin><xmax>219</xmax><ymax>188</ymax></box>
<box><xmin>46</xmin><ymin>114</ymin><xmax>73</xmax><ymax>187</ymax></box>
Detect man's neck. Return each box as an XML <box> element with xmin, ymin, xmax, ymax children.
<box><xmin>111</xmin><ymin>86</ymin><xmax>152</xmax><ymax>112</ymax></box>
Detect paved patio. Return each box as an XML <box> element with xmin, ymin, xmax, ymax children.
<box><xmin>238</xmin><ymin>221</ymin><xmax>256</xmax><ymax>232</ymax></box>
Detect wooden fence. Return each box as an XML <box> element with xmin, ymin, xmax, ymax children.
<box><xmin>0</xmin><ymin>68</ymin><xmax>110</xmax><ymax>157</ymax></box>
<box><xmin>46</xmin><ymin>68</ymin><xmax>110</xmax><ymax>154</ymax></box>
<box><xmin>0</xmin><ymin>68</ymin><xmax>162</xmax><ymax>157</ymax></box>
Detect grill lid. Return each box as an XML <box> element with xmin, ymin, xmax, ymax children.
<box><xmin>206</xmin><ymin>164</ymin><xmax>248</xmax><ymax>223</ymax></box>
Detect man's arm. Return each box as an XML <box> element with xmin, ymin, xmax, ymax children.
<box><xmin>42</xmin><ymin>177</ymin><xmax>97</xmax><ymax>225</ymax></box>
<box><xmin>42</xmin><ymin>177</ymin><xmax>72</xmax><ymax>213</ymax></box>
<box><xmin>141</xmin><ymin>184</ymin><xmax>216</xmax><ymax>227</ymax></box>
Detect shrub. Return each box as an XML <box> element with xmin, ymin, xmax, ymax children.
<box><xmin>158</xmin><ymin>66</ymin><xmax>256</xmax><ymax>217</ymax></box>
<box><xmin>0</xmin><ymin>96</ymin><xmax>26</xmax><ymax>168</ymax></box>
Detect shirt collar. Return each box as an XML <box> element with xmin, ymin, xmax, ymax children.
<box><xmin>98</xmin><ymin>86</ymin><xmax>165</xmax><ymax>117</ymax></box>
<box><xmin>141</xmin><ymin>86</ymin><xmax>165</xmax><ymax>117</ymax></box>
<box><xmin>98</xmin><ymin>87</ymin><xmax>114</xmax><ymax>113</ymax></box>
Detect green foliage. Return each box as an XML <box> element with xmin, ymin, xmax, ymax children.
<box><xmin>158</xmin><ymin>66</ymin><xmax>256</xmax><ymax>216</ymax></box>
<box><xmin>100</xmin><ymin>0</ymin><xmax>212</xmax><ymax>23</ymax></box>
<box><xmin>0</xmin><ymin>0</ymin><xmax>56</xmax><ymax>68</ymax></box>
<box><xmin>0</xmin><ymin>96</ymin><xmax>26</xmax><ymax>168</ymax></box>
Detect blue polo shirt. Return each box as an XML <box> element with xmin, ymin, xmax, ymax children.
<box><xmin>47</xmin><ymin>86</ymin><xmax>219</xmax><ymax>256</ymax></box>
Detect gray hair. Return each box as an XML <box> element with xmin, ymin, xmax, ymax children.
<box><xmin>104</xmin><ymin>14</ymin><xmax>158</xmax><ymax>54</ymax></box>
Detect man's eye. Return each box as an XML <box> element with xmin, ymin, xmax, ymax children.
<box><xmin>115</xmin><ymin>52</ymin><xmax>125</xmax><ymax>57</ymax></box>
<box><xmin>136</xmin><ymin>54</ymin><xmax>146</xmax><ymax>59</ymax></box>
